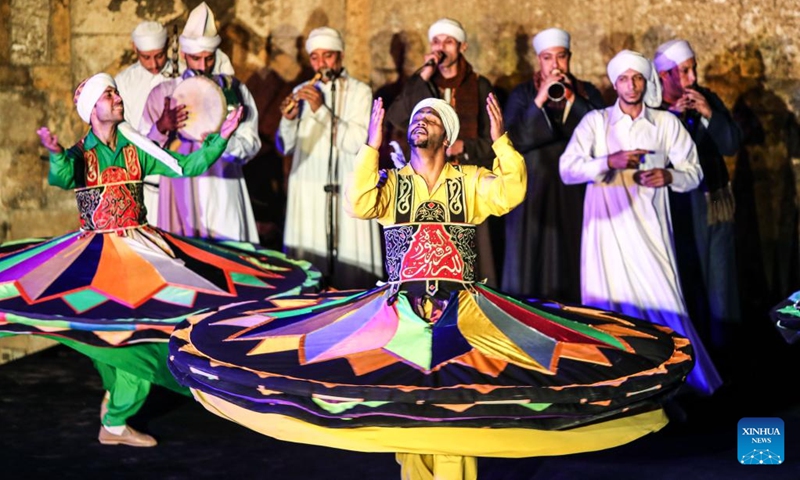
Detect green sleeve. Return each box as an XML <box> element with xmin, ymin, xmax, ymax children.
<box><xmin>143</xmin><ymin>134</ymin><xmax>230</xmax><ymax>178</ymax></box>
<box><xmin>47</xmin><ymin>145</ymin><xmax>81</xmax><ymax>189</ymax></box>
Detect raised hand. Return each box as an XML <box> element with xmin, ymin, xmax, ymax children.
<box><xmin>486</xmin><ymin>92</ymin><xmax>505</xmax><ymax>142</ymax></box>
<box><xmin>155</xmin><ymin>96</ymin><xmax>188</xmax><ymax>134</ymax></box>
<box><xmin>220</xmin><ymin>105</ymin><xmax>244</xmax><ymax>139</ymax></box>
<box><xmin>367</xmin><ymin>97</ymin><xmax>385</xmax><ymax>150</ymax></box>
<box><xmin>37</xmin><ymin>127</ymin><xmax>63</xmax><ymax>154</ymax></box>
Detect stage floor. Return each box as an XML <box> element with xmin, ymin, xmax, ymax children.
<box><xmin>1</xmin><ymin>328</ymin><xmax>798</xmax><ymax>479</ymax></box>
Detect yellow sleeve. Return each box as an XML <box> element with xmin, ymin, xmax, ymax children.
<box><xmin>344</xmin><ymin>144</ymin><xmax>395</xmax><ymax>224</ymax></box>
<box><xmin>470</xmin><ymin>133</ymin><xmax>527</xmax><ymax>223</ymax></box>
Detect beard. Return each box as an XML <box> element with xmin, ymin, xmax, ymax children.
<box><xmin>408</xmin><ymin>129</ymin><xmax>430</xmax><ymax>148</ymax></box>
<box><xmin>409</xmin><ymin>137</ymin><xmax>429</xmax><ymax>148</ymax></box>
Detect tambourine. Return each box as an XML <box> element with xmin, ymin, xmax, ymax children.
<box><xmin>172</xmin><ymin>75</ymin><xmax>227</xmax><ymax>142</ymax></box>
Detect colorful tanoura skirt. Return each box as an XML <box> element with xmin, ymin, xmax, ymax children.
<box><xmin>770</xmin><ymin>291</ymin><xmax>800</xmax><ymax>344</ymax></box>
<box><xmin>169</xmin><ymin>283</ymin><xmax>693</xmax><ymax>457</ymax></box>
<box><xmin>0</xmin><ymin>226</ymin><xmax>320</xmax><ymax>346</ymax></box>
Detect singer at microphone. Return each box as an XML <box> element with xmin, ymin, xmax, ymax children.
<box><xmin>423</xmin><ymin>51</ymin><xmax>445</xmax><ymax>69</ymax></box>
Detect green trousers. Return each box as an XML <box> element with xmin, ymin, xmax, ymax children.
<box><xmin>2</xmin><ymin>334</ymin><xmax>189</xmax><ymax>426</ymax></box>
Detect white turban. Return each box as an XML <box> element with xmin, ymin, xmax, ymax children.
<box><xmin>532</xmin><ymin>28</ymin><xmax>570</xmax><ymax>55</ymax></box>
<box><xmin>607</xmin><ymin>50</ymin><xmax>662</xmax><ymax>108</ymax></box>
<box><xmin>74</xmin><ymin>73</ymin><xmax>116</xmax><ymax>124</ymax></box>
<box><xmin>654</xmin><ymin>39</ymin><xmax>695</xmax><ymax>73</ymax></box>
<box><xmin>428</xmin><ymin>18</ymin><xmax>466</xmax><ymax>44</ymax></box>
<box><xmin>410</xmin><ymin>98</ymin><xmax>460</xmax><ymax>145</ymax></box>
<box><xmin>180</xmin><ymin>2</ymin><xmax>221</xmax><ymax>55</ymax></box>
<box><xmin>305</xmin><ymin>27</ymin><xmax>344</xmax><ymax>54</ymax></box>
<box><xmin>131</xmin><ymin>21</ymin><xmax>167</xmax><ymax>51</ymax></box>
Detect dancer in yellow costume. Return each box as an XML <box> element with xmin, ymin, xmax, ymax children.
<box><xmin>169</xmin><ymin>95</ymin><xmax>692</xmax><ymax>479</ymax></box>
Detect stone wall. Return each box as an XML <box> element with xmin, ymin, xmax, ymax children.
<box><xmin>1</xmin><ymin>0</ymin><xmax>799</xmax><ymax>360</ymax></box>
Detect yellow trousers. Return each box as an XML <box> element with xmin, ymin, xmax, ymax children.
<box><xmin>396</xmin><ymin>453</ymin><xmax>478</xmax><ymax>480</ymax></box>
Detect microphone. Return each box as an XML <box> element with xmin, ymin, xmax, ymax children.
<box><xmin>321</xmin><ymin>68</ymin><xmax>342</xmax><ymax>81</ymax></box>
<box><xmin>423</xmin><ymin>51</ymin><xmax>445</xmax><ymax>68</ymax></box>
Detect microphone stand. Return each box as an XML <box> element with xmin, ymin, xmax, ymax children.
<box><xmin>324</xmin><ymin>71</ymin><xmax>339</xmax><ymax>285</ymax></box>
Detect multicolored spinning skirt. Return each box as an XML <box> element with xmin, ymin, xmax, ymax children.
<box><xmin>169</xmin><ymin>284</ymin><xmax>693</xmax><ymax>456</ymax></box>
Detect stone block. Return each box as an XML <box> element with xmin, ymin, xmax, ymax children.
<box><xmin>5</xmin><ymin>205</ymin><xmax>78</xmax><ymax>239</ymax></box>
<box><xmin>31</xmin><ymin>65</ymin><xmax>72</xmax><ymax>92</ymax></box>
<box><xmin>10</xmin><ymin>0</ymin><xmax>48</xmax><ymax>65</ymax></box>
<box><xmin>72</xmin><ymin>34</ymin><xmax>131</xmax><ymax>81</ymax></box>
<box><xmin>51</xmin><ymin>0</ymin><xmax>71</xmax><ymax>63</ymax></box>
<box><xmin>0</xmin><ymin>145</ymin><xmax>48</xmax><ymax>210</ymax></box>
<box><xmin>72</xmin><ymin>0</ymin><xmax>182</xmax><ymax>34</ymax></box>
<box><xmin>0</xmin><ymin>0</ymin><xmax>10</xmax><ymax>64</ymax></box>
<box><xmin>0</xmin><ymin>91</ymin><xmax>46</xmax><ymax>148</ymax></box>
<box><xmin>0</xmin><ymin>65</ymin><xmax>31</xmax><ymax>87</ymax></box>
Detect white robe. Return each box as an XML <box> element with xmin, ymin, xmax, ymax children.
<box><xmin>115</xmin><ymin>60</ymin><xmax>174</xmax><ymax>226</ymax></box>
<box><xmin>140</xmin><ymin>74</ymin><xmax>261</xmax><ymax>243</ymax></box>
<box><xmin>560</xmin><ymin>101</ymin><xmax>721</xmax><ymax>395</ymax></box>
<box><xmin>278</xmin><ymin>71</ymin><xmax>383</xmax><ymax>284</ymax></box>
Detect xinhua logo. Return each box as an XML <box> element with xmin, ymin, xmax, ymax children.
<box><xmin>738</xmin><ymin>417</ymin><xmax>784</xmax><ymax>465</ymax></box>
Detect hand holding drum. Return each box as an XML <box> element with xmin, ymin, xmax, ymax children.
<box><xmin>170</xmin><ymin>75</ymin><xmax>228</xmax><ymax>142</ymax></box>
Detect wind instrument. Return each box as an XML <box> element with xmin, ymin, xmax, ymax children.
<box><xmin>281</xmin><ymin>69</ymin><xmax>327</xmax><ymax>115</ymax></box>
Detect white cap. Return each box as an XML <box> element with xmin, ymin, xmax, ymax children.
<box><xmin>305</xmin><ymin>27</ymin><xmax>344</xmax><ymax>54</ymax></box>
<box><xmin>607</xmin><ymin>50</ymin><xmax>662</xmax><ymax>108</ymax></box>
<box><xmin>428</xmin><ymin>18</ymin><xmax>466</xmax><ymax>44</ymax></box>
<box><xmin>131</xmin><ymin>21</ymin><xmax>168</xmax><ymax>51</ymax></box>
<box><xmin>410</xmin><ymin>98</ymin><xmax>460</xmax><ymax>145</ymax></box>
<box><xmin>532</xmin><ymin>28</ymin><xmax>570</xmax><ymax>55</ymax></box>
<box><xmin>179</xmin><ymin>2</ymin><xmax>221</xmax><ymax>55</ymax></box>
<box><xmin>654</xmin><ymin>39</ymin><xmax>695</xmax><ymax>73</ymax></box>
<box><xmin>74</xmin><ymin>73</ymin><xmax>116</xmax><ymax>124</ymax></box>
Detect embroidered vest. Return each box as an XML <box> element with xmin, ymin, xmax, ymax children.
<box><xmin>384</xmin><ymin>166</ymin><xmax>477</xmax><ymax>296</ymax></box>
<box><xmin>74</xmin><ymin>143</ymin><xmax>147</xmax><ymax>232</ymax></box>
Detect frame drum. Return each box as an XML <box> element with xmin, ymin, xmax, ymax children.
<box><xmin>172</xmin><ymin>76</ymin><xmax>227</xmax><ymax>142</ymax></box>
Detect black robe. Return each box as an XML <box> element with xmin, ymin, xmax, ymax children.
<box><xmin>501</xmin><ymin>78</ymin><xmax>604</xmax><ymax>303</ymax></box>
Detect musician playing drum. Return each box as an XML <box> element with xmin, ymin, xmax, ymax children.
<box><xmin>139</xmin><ymin>2</ymin><xmax>261</xmax><ymax>243</ymax></box>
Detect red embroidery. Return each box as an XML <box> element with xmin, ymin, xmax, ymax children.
<box><xmin>123</xmin><ymin>145</ymin><xmax>141</xmax><ymax>180</ymax></box>
<box><xmin>78</xmin><ymin>145</ymin><xmax>144</xmax><ymax>230</ymax></box>
<box><xmin>84</xmin><ymin>150</ymin><xmax>99</xmax><ymax>186</ymax></box>
<box><xmin>92</xmin><ymin>182</ymin><xmax>141</xmax><ymax>230</ymax></box>
<box><xmin>100</xmin><ymin>166</ymin><xmax>129</xmax><ymax>183</ymax></box>
<box><xmin>400</xmin><ymin>224</ymin><xmax>464</xmax><ymax>282</ymax></box>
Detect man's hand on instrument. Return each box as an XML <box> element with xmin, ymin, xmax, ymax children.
<box><xmin>486</xmin><ymin>92</ymin><xmax>505</xmax><ymax>142</ymax></box>
<box><xmin>608</xmin><ymin>149</ymin><xmax>650</xmax><ymax>169</ymax></box>
<box><xmin>295</xmin><ymin>85</ymin><xmax>323</xmax><ymax>113</ymax></box>
<box><xmin>155</xmin><ymin>96</ymin><xmax>188</xmax><ymax>134</ymax></box>
<box><xmin>534</xmin><ymin>69</ymin><xmax>568</xmax><ymax>108</ymax></box>
<box><xmin>420</xmin><ymin>52</ymin><xmax>441</xmax><ymax>82</ymax></box>
<box><xmin>220</xmin><ymin>106</ymin><xmax>244</xmax><ymax>140</ymax></box>
<box><xmin>37</xmin><ymin>127</ymin><xmax>63</xmax><ymax>154</ymax></box>
<box><xmin>367</xmin><ymin>98</ymin><xmax>384</xmax><ymax>150</ymax></box>
<box><xmin>280</xmin><ymin>94</ymin><xmax>299</xmax><ymax>120</ymax></box>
